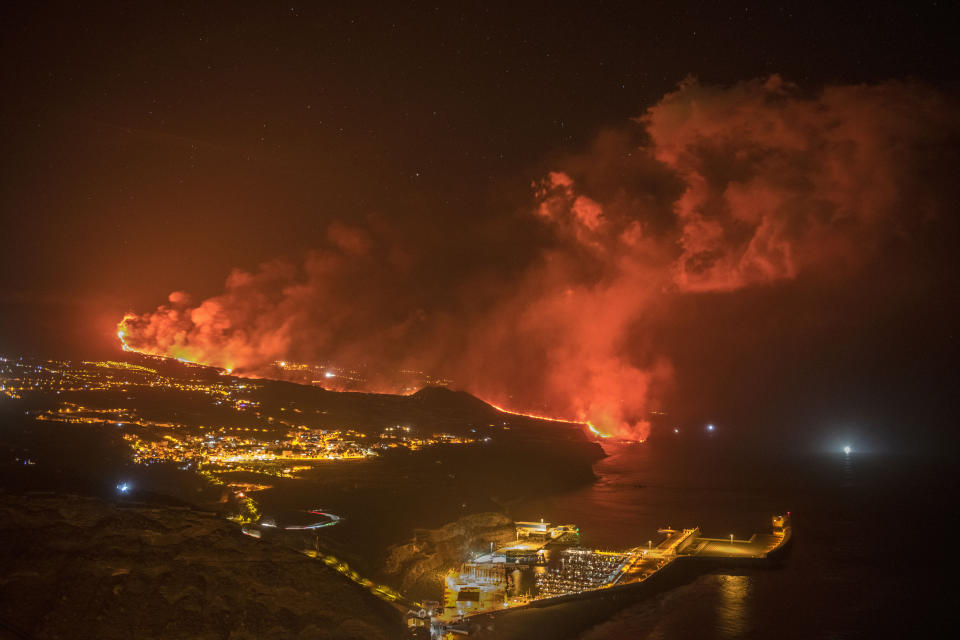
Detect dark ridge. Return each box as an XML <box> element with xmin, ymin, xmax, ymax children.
<box><xmin>410</xmin><ymin>385</ymin><xmax>497</xmax><ymax>413</ymax></box>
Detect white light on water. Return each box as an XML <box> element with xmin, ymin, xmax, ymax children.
<box><xmin>843</xmin><ymin>445</ymin><xmax>852</xmax><ymax>455</ymax></box>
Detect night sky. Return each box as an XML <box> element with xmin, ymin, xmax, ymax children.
<box><xmin>2</xmin><ymin>2</ymin><xmax>958</xmax><ymax>449</ymax></box>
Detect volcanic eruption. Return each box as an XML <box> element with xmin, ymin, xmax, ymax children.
<box><xmin>118</xmin><ymin>76</ymin><xmax>956</xmax><ymax>440</ymax></box>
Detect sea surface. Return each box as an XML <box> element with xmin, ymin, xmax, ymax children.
<box><xmin>6</xmin><ymin>412</ymin><xmax>954</xmax><ymax>638</ymax></box>
<box><xmin>501</xmin><ymin>440</ymin><xmax>956</xmax><ymax>639</ymax></box>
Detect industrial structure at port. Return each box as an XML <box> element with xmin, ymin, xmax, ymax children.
<box><xmin>419</xmin><ymin>515</ymin><xmax>792</xmax><ymax>636</ymax></box>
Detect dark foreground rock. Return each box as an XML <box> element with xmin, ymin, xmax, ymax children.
<box><xmin>0</xmin><ymin>493</ymin><xmax>402</xmax><ymax>640</ymax></box>
<box><xmin>384</xmin><ymin>512</ymin><xmax>516</xmax><ymax>599</ymax></box>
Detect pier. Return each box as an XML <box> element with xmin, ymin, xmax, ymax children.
<box><xmin>424</xmin><ymin>514</ymin><xmax>792</xmax><ymax>637</ymax></box>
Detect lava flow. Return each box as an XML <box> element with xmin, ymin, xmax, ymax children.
<box><xmin>481</xmin><ymin>399</ymin><xmax>612</xmax><ymax>440</ymax></box>
<box><xmin>117</xmin><ymin>317</ymin><xmax>234</xmax><ymax>374</ymax></box>
<box><xmin>118</xmin><ymin>320</ymin><xmax>611</xmax><ymax>439</ymax></box>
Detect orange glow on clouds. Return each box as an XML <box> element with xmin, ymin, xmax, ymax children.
<box><xmin>115</xmin><ymin>77</ymin><xmax>956</xmax><ymax>440</ymax></box>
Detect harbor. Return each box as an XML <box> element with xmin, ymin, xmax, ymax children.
<box><xmin>417</xmin><ymin>514</ymin><xmax>792</xmax><ymax>638</ymax></box>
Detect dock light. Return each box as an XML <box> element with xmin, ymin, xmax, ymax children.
<box><xmin>843</xmin><ymin>445</ymin><xmax>852</xmax><ymax>455</ymax></box>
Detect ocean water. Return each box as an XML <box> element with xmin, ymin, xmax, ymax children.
<box><xmin>7</xmin><ymin>413</ymin><xmax>953</xmax><ymax>637</ymax></box>
<box><xmin>499</xmin><ymin>440</ymin><xmax>956</xmax><ymax>639</ymax></box>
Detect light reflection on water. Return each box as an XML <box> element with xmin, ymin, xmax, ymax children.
<box><xmin>841</xmin><ymin>452</ymin><xmax>856</xmax><ymax>488</ymax></box>
<box><xmin>507</xmin><ymin>442</ymin><xmax>783</xmax><ymax>551</ymax></box>
<box><xmin>497</xmin><ymin>442</ymin><xmax>951</xmax><ymax>639</ymax></box>
<box><xmin>717</xmin><ymin>574</ymin><xmax>751</xmax><ymax>638</ymax></box>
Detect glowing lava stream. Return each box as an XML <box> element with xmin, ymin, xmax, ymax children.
<box><xmin>481</xmin><ymin>399</ymin><xmax>611</xmax><ymax>439</ymax></box>
<box><xmin>117</xmin><ymin>324</ymin><xmax>608</xmax><ymax>439</ymax></box>
<box><xmin>117</xmin><ymin>325</ymin><xmax>234</xmax><ymax>374</ymax></box>
<box><xmin>116</xmin><ymin>327</ymin><xmax>130</xmax><ymax>351</ymax></box>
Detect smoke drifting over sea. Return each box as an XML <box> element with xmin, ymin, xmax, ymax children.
<box><xmin>120</xmin><ymin>76</ymin><xmax>957</xmax><ymax>439</ymax></box>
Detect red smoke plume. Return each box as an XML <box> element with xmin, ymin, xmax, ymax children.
<box><xmin>119</xmin><ymin>76</ymin><xmax>955</xmax><ymax>439</ymax></box>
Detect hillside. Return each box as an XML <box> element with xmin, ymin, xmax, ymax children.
<box><xmin>0</xmin><ymin>493</ymin><xmax>403</xmax><ymax>640</ymax></box>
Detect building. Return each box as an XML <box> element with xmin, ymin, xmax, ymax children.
<box><xmin>442</xmin><ymin>563</ymin><xmax>507</xmax><ymax>618</ymax></box>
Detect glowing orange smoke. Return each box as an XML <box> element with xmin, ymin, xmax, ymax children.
<box><xmin>481</xmin><ymin>398</ymin><xmax>612</xmax><ymax>439</ymax></box>
<box><xmin>116</xmin><ymin>313</ymin><xmax>234</xmax><ymax>373</ymax></box>
<box><xmin>114</xmin><ymin>77</ymin><xmax>956</xmax><ymax>441</ymax></box>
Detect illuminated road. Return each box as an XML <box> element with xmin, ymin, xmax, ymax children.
<box><xmin>282</xmin><ymin>509</ymin><xmax>342</xmax><ymax>530</ymax></box>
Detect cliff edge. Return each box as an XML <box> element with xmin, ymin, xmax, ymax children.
<box><xmin>383</xmin><ymin>512</ymin><xmax>516</xmax><ymax>599</ymax></box>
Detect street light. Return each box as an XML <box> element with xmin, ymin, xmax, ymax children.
<box><xmin>729</xmin><ymin>534</ymin><xmax>734</xmax><ymax>544</ymax></box>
